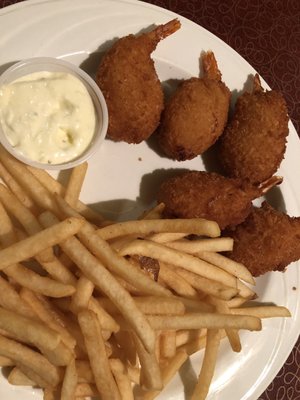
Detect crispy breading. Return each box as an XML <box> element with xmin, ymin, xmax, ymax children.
<box><xmin>219</xmin><ymin>74</ymin><xmax>289</xmax><ymax>184</ymax></box>
<box><xmin>157</xmin><ymin>171</ymin><xmax>263</xmax><ymax>230</ymax></box>
<box><xmin>158</xmin><ymin>51</ymin><xmax>231</xmax><ymax>160</ymax></box>
<box><xmin>96</xmin><ymin>19</ymin><xmax>181</xmax><ymax>144</ymax></box>
<box><xmin>227</xmin><ymin>202</ymin><xmax>300</xmax><ymax>276</ymax></box>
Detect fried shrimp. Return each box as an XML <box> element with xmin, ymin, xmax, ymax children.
<box><xmin>157</xmin><ymin>170</ymin><xmax>281</xmax><ymax>230</ymax></box>
<box><xmin>158</xmin><ymin>51</ymin><xmax>231</xmax><ymax>160</ymax></box>
<box><xmin>219</xmin><ymin>74</ymin><xmax>289</xmax><ymax>184</ymax></box>
<box><xmin>227</xmin><ymin>202</ymin><xmax>300</xmax><ymax>277</ymax></box>
<box><xmin>96</xmin><ymin>19</ymin><xmax>181</xmax><ymax>144</ymax></box>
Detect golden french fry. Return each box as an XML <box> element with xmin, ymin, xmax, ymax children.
<box><xmin>74</xmin><ymin>383</ymin><xmax>99</xmax><ymax>397</ymax></box>
<box><xmin>0</xmin><ymin>306</ymin><xmax>60</xmax><ymax>351</ymax></box>
<box><xmin>71</xmin><ymin>276</ymin><xmax>94</xmax><ymax>312</ymax></box>
<box><xmin>139</xmin><ymin>203</ymin><xmax>165</xmax><ymax>220</ymax></box>
<box><xmin>43</xmin><ymin>388</ymin><xmax>56</xmax><ymax>400</ymax></box>
<box><xmin>64</xmin><ymin>162</ymin><xmax>88</xmax><ymax>207</ymax></box>
<box><xmin>61</xmin><ymin>358</ymin><xmax>78</xmax><ymax>400</ymax></box>
<box><xmin>54</xmin><ymin>196</ymin><xmax>172</xmax><ymax>298</ymax></box>
<box><xmin>8</xmin><ymin>367</ymin><xmax>36</xmax><ymax>386</ymax></box>
<box><xmin>175</xmin><ymin>268</ymin><xmax>238</xmax><ymax>301</ymax></box>
<box><xmin>166</xmin><ymin>237</ymin><xmax>234</xmax><ymax>253</ymax></box>
<box><xmin>159</xmin><ymin>262</ymin><xmax>199</xmax><ymax>298</ymax></box>
<box><xmin>40</xmin><ymin>211</ymin><xmax>157</xmax><ymax>353</ymax></box>
<box><xmin>119</xmin><ymin>239</ymin><xmax>237</xmax><ymax>288</ymax></box>
<box><xmin>110</xmin><ymin>358</ymin><xmax>134</xmax><ymax>400</ymax></box>
<box><xmin>0</xmin><ymin>161</ymin><xmax>37</xmax><ymax>213</ymax></box>
<box><xmin>232</xmin><ymin>305</ymin><xmax>291</xmax><ymax>318</ymax></box>
<box><xmin>0</xmin><ymin>334</ymin><xmax>61</xmax><ymax>387</ymax></box>
<box><xmin>98</xmin><ymin>218</ymin><xmax>220</xmax><ymax>240</ymax></box>
<box><xmin>0</xmin><ymin>355</ymin><xmax>14</xmax><ymax>366</ymax></box>
<box><xmin>98</xmin><ymin>296</ymin><xmax>185</xmax><ymax>316</ymax></box>
<box><xmin>5</xmin><ymin>262</ymin><xmax>75</xmax><ymax>298</ymax></box>
<box><xmin>78</xmin><ymin>309</ymin><xmax>121</xmax><ymax>400</ymax></box>
<box><xmin>197</xmin><ymin>251</ymin><xmax>255</xmax><ymax>285</ymax></box>
<box><xmin>0</xmin><ymin>275</ymin><xmax>35</xmax><ymax>318</ymax></box>
<box><xmin>27</xmin><ymin>164</ymin><xmax>106</xmax><ymax>224</ymax></box>
<box><xmin>147</xmin><ymin>232</ymin><xmax>187</xmax><ymax>244</ymax></box>
<box><xmin>175</xmin><ymin>329</ymin><xmax>205</xmax><ymax>348</ymax></box>
<box><xmin>0</xmin><ymin>216</ymin><xmax>84</xmax><ymax>271</ymax></box>
<box><xmin>145</xmin><ymin>313</ymin><xmax>262</xmax><ymax>331</ymax></box>
<box><xmin>20</xmin><ymin>288</ymin><xmax>76</xmax><ymax>350</ymax></box>
<box><xmin>160</xmin><ymin>330</ymin><xmax>176</xmax><ymax>359</ymax></box>
<box><xmin>191</xmin><ymin>329</ymin><xmax>221</xmax><ymax>400</ymax></box>
<box><xmin>133</xmin><ymin>333</ymin><xmax>162</xmax><ymax>391</ymax></box>
<box><xmin>141</xmin><ymin>350</ymin><xmax>188</xmax><ymax>400</ymax></box>
<box><xmin>211</xmin><ymin>297</ymin><xmax>241</xmax><ymax>352</ymax></box>
<box><xmin>0</xmin><ymin>145</ymin><xmax>59</xmax><ymax>213</ymax></box>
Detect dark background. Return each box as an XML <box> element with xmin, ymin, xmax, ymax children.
<box><xmin>0</xmin><ymin>1</ymin><xmax>299</xmax><ymax>399</ymax></box>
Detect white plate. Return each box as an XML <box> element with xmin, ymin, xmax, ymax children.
<box><xmin>0</xmin><ymin>1</ymin><xmax>299</xmax><ymax>399</ymax></box>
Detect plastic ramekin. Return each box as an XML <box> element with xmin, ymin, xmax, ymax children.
<box><xmin>0</xmin><ymin>57</ymin><xmax>108</xmax><ymax>170</ymax></box>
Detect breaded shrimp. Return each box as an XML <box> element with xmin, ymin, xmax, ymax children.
<box><xmin>96</xmin><ymin>19</ymin><xmax>181</xmax><ymax>144</ymax></box>
<box><xmin>227</xmin><ymin>202</ymin><xmax>300</xmax><ymax>277</ymax></box>
<box><xmin>158</xmin><ymin>51</ymin><xmax>231</xmax><ymax>160</ymax></box>
<box><xmin>219</xmin><ymin>74</ymin><xmax>289</xmax><ymax>184</ymax></box>
<box><xmin>157</xmin><ymin>170</ymin><xmax>281</xmax><ymax>229</ymax></box>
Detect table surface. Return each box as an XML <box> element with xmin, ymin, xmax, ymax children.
<box><xmin>0</xmin><ymin>1</ymin><xmax>299</xmax><ymax>399</ymax></box>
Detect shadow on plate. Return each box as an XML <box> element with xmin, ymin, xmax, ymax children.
<box><xmin>179</xmin><ymin>357</ymin><xmax>198</xmax><ymax>399</ymax></box>
<box><xmin>138</xmin><ymin>168</ymin><xmax>190</xmax><ymax>206</ymax></box>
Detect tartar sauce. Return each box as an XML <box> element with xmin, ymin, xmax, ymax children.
<box><xmin>0</xmin><ymin>71</ymin><xmax>96</xmax><ymax>164</ymax></box>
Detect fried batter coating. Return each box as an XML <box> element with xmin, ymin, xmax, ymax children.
<box><xmin>157</xmin><ymin>170</ymin><xmax>277</xmax><ymax>230</ymax></box>
<box><xmin>227</xmin><ymin>202</ymin><xmax>300</xmax><ymax>277</ymax></box>
<box><xmin>96</xmin><ymin>19</ymin><xmax>181</xmax><ymax>144</ymax></box>
<box><xmin>158</xmin><ymin>51</ymin><xmax>231</xmax><ymax>160</ymax></box>
<box><xmin>219</xmin><ymin>74</ymin><xmax>289</xmax><ymax>184</ymax></box>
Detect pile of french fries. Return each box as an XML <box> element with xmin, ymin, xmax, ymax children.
<box><xmin>0</xmin><ymin>145</ymin><xmax>291</xmax><ymax>400</ymax></box>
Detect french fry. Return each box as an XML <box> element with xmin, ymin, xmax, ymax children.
<box><xmin>146</xmin><ymin>313</ymin><xmax>262</xmax><ymax>331</ymax></box>
<box><xmin>98</xmin><ymin>218</ymin><xmax>220</xmax><ymax>240</ymax></box>
<box><xmin>71</xmin><ymin>275</ymin><xmax>94</xmax><ymax>312</ymax></box>
<box><xmin>166</xmin><ymin>237</ymin><xmax>234</xmax><ymax>253</ymax></box>
<box><xmin>133</xmin><ymin>333</ymin><xmax>162</xmax><ymax>391</ymax></box>
<box><xmin>97</xmin><ymin>296</ymin><xmax>185</xmax><ymax>316</ymax></box>
<box><xmin>119</xmin><ymin>239</ymin><xmax>238</xmax><ymax>288</ymax></box>
<box><xmin>146</xmin><ymin>232</ymin><xmax>187</xmax><ymax>243</ymax></box>
<box><xmin>139</xmin><ymin>203</ymin><xmax>165</xmax><ymax>220</ymax></box>
<box><xmin>175</xmin><ymin>268</ymin><xmax>238</xmax><ymax>301</ymax></box>
<box><xmin>232</xmin><ymin>306</ymin><xmax>291</xmax><ymax>318</ymax></box>
<box><xmin>160</xmin><ymin>330</ymin><xmax>176</xmax><ymax>359</ymax></box>
<box><xmin>210</xmin><ymin>297</ymin><xmax>241</xmax><ymax>352</ymax></box>
<box><xmin>0</xmin><ymin>355</ymin><xmax>14</xmax><ymax>366</ymax></box>
<box><xmin>141</xmin><ymin>350</ymin><xmax>188</xmax><ymax>400</ymax></box>
<box><xmin>0</xmin><ymin>334</ymin><xmax>61</xmax><ymax>387</ymax></box>
<box><xmin>0</xmin><ymin>216</ymin><xmax>84</xmax><ymax>271</ymax></box>
<box><xmin>0</xmin><ymin>145</ymin><xmax>59</xmax><ymax>213</ymax></box>
<box><xmin>191</xmin><ymin>329</ymin><xmax>221</xmax><ymax>400</ymax></box>
<box><xmin>175</xmin><ymin>329</ymin><xmax>204</xmax><ymax>348</ymax></box>
<box><xmin>43</xmin><ymin>389</ymin><xmax>56</xmax><ymax>400</ymax></box>
<box><xmin>61</xmin><ymin>358</ymin><xmax>78</xmax><ymax>400</ymax></box>
<box><xmin>0</xmin><ymin>306</ymin><xmax>60</xmax><ymax>351</ymax></box>
<box><xmin>4</xmin><ymin>262</ymin><xmax>75</xmax><ymax>298</ymax></box>
<box><xmin>27</xmin><ymin>164</ymin><xmax>106</xmax><ymax>224</ymax></box>
<box><xmin>197</xmin><ymin>251</ymin><xmax>255</xmax><ymax>285</ymax></box>
<box><xmin>64</xmin><ymin>162</ymin><xmax>88</xmax><ymax>207</ymax></box>
<box><xmin>110</xmin><ymin>358</ymin><xmax>134</xmax><ymax>400</ymax></box>
<box><xmin>8</xmin><ymin>367</ymin><xmax>36</xmax><ymax>386</ymax></box>
<box><xmin>78</xmin><ymin>309</ymin><xmax>121</xmax><ymax>400</ymax></box>
<box><xmin>40</xmin><ymin>211</ymin><xmax>156</xmax><ymax>353</ymax></box>
<box><xmin>54</xmin><ymin>196</ymin><xmax>172</xmax><ymax>297</ymax></box>
<box><xmin>0</xmin><ymin>161</ymin><xmax>37</xmax><ymax>213</ymax></box>
<box><xmin>20</xmin><ymin>288</ymin><xmax>76</xmax><ymax>350</ymax></box>
<box><xmin>74</xmin><ymin>382</ymin><xmax>99</xmax><ymax>397</ymax></box>
<box><xmin>159</xmin><ymin>262</ymin><xmax>199</xmax><ymax>298</ymax></box>
<box><xmin>0</xmin><ymin>275</ymin><xmax>36</xmax><ymax>318</ymax></box>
